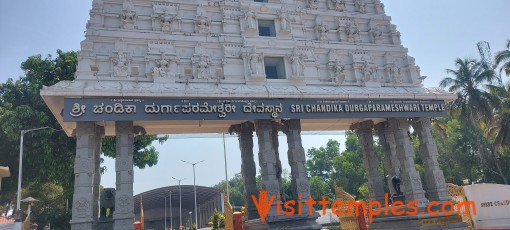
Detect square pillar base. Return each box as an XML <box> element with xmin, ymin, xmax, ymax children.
<box><xmin>244</xmin><ymin>214</ymin><xmax>322</xmax><ymax>230</ymax></box>
<box><xmin>70</xmin><ymin>221</ymin><xmax>94</xmax><ymax>230</ymax></box>
<box><xmin>370</xmin><ymin>211</ymin><xmax>467</xmax><ymax>230</ymax></box>
<box><xmin>391</xmin><ymin>194</ymin><xmax>405</xmax><ymax>204</ymax></box>
<box><xmin>113</xmin><ymin>218</ymin><xmax>134</xmax><ymax>230</ymax></box>
<box><xmin>96</xmin><ymin>218</ymin><xmax>114</xmax><ymax>230</ymax></box>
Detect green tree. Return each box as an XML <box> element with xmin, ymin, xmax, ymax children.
<box><xmin>357</xmin><ymin>183</ymin><xmax>369</xmax><ymax>201</ymax></box>
<box><xmin>309</xmin><ymin>176</ymin><xmax>334</xmax><ymax>202</ymax></box>
<box><xmin>306</xmin><ymin>139</ymin><xmax>340</xmax><ymax>181</ymax></box>
<box><xmin>0</xmin><ymin>50</ymin><xmax>167</xmax><ymax>225</ymax></box>
<box><xmin>0</xmin><ymin>51</ymin><xmax>78</xmax><ymax>210</ymax></box>
<box><xmin>433</xmin><ymin>117</ymin><xmax>482</xmax><ymax>184</ymax></box>
<box><xmin>331</xmin><ymin>132</ymin><xmax>366</xmax><ymax>199</ymax></box>
<box><xmin>213</xmin><ymin>173</ymin><xmax>245</xmax><ymax>207</ymax></box>
<box><xmin>495</xmin><ymin>39</ymin><xmax>510</xmax><ymax>77</ymax></box>
<box><xmin>22</xmin><ymin>182</ymin><xmax>71</xmax><ymax>229</ymax></box>
<box><xmin>102</xmin><ymin>135</ymin><xmax>168</xmax><ymax>169</ymax></box>
<box><xmin>213</xmin><ymin>170</ymin><xmax>293</xmax><ymax>208</ymax></box>
<box><xmin>483</xmin><ymin>83</ymin><xmax>510</xmax><ymax>184</ymax></box>
<box><xmin>331</xmin><ymin>131</ymin><xmax>388</xmax><ymax>199</ymax></box>
<box><xmin>487</xmin><ymin>84</ymin><xmax>510</xmax><ymax>152</ymax></box>
<box><xmin>439</xmin><ymin>57</ymin><xmax>498</xmax><ymax>182</ymax></box>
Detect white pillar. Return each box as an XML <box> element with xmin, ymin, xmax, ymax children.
<box><xmin>282</xmin><ymin>119</ymin><xmax>312</xmax><ymax>215</ymax></box>
<box><xmin>352</xmin><ymin>120</ymin><xmax>385</xmax><ymax>203</ymax></box>
<box><xmin>412</xmin><ymin>118</ymin><xmax>450</xmax><ymax>202</ymax></box>
<box><xmin>70</xmin><ymin>122</ymin><xmax>100</xmax><ymax>230</ymax></box>
<box><xmin>389</xmin><ymin>118</ymin><xmax>428</xmax><ymax>206</ymax></box>
<box><xmin>254</xmin><ymin>120</ymin><xmax>281</xmax><ymax>217</ymax></box>
<box><xmin>229</xmin><ymin>122</ymin><xmax>258</xmax><ymax>220</ymax></box>
<box><xmin>113</xmin><ymin>121</ymin><xmax>135</xmax><ymax>230</ymax></box>
<box><xmin>375</xmin><ymin>121</ymin><xmax>401</xmax><ymax>195</ymax></box>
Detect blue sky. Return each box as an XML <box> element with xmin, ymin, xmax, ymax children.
<box><xmin>0</xmin><ymin>1</ymin><xmax>509</xmax><ymax>194</ymax></box>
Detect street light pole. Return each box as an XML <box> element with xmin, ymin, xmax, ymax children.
<box><xmin>169</xmin><ymin>190</ymin><xmax>173</xmax><ymax>230</ymax></box>
<box><xmin>16</xmin><ymin>127</ymin><xmax>53</xmax><ymax>220</ymax></box>
<box><xmin>223</xmin><ymin>133</ymin><xmax>229</xmax><ymax>201</ymax></box>
<box><xmin>188</xmin><ymin>211</ymin><xmax>192</xmax><ymax>229</ymax></box>
<box><xmin>164</xmin><ymin>196</ymin><xmax>167</xmax><ymax>230</ymax></box>
<box><xmin>181</xmin><ymin>160</ymin><xmax>204</xmax><ymax>228</ymax></box>
<box><xmin>159</xmin><ymin>194</ymin><xmax>169</xmax><ymax>230</ymax></box>
<box><xmin>172</xmin><ymin>177</ymin><xmax>185</xmax><ymax>229</ymax></box>
<box><xmin>21</xmin><ymin>197</ymin><xmax>38</xmax><ymax>217</ymax></box>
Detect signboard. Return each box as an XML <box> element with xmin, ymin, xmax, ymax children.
<box><xmin>63</xmin><ymin>98</ymin><xmax>447</xmax><ymax>122</ymax></box>
<box><xmin>463</xmin><ymin>184</ymin><xmax>510</xmax><ymax>229</ymax></box>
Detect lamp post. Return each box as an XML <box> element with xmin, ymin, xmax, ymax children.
<box><xmin>172</xmin><ymin>177</ymin><xmax>185</xmax><ymax>229</ymax></box>
<box><xmin>198</xmin><ymin>204</ymin><xmax>201</xmax><ymax>229</ymax></box>
<box><xmin>169</xmin><ymin>190</ymin><xmax>173</xmax><ymax>230</ymax></box>
<box><xmin>21</xmin><ymin>197</ymin><xmax>39</xmax><ymax>217</ymax></box>
<box><xmin>181</xmin><ymin>160</ymin><xmax>204</xmax><ymax>228</ymax></box>
<box><xmin>188</xmin><ymin>211</ymin><xmax>192</xmax><ymax>229</ymax></box>
<box><xmin>223</xmin><ymin>133</ymin><xmax>229</xmax><ymax>201</ymax></box>
<box><xmin>159</xmin><ymin>194</ymin><xmax>169</xmax><ymax>230</ymax></box>
<box><xmin>15</xmin><ymin>127</ymin><xmax>54</xmax><ymax>223</ymax></box>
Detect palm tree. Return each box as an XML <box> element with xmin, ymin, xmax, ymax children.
<box><xmin>486</xmin><ymin>83</ymin><xmax>510</xmax><ymax>184</ymax></box>
<box><xmin>486</xmin><ymin>84</ymin><xmax>510</xmax><ymax>149</ymax></box>
<box><xmin>495</xmin><ymin>39</ymin><xmax>510</xmax><ymax>77</ymax></box>
<box><xmin>431</xmin><ymin>117</ymin><xmax>450</xmax><ymax>140</ymax></box>
<box><xmin>439</xmin><ymin>58</ymin><xmax>498</xmax><ymax>182</ymax></box>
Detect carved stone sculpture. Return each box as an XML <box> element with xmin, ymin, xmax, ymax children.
<box><xmin>279</xmin><ymin>10</ymin><xmax>291</xmax><ymax>32</ymax></box>
<box><xmin>369</xmin><ymin>20</ymin><xmax>383</xmax><ymax>44</ymax></box>
<box><xmin>309</xmin><ymin>0</ymin><xmax>319</xmax><ymax>9</ymax></box>
<box><xmin>193</xmin><ymin>54</ymin><xmax>210</xmax><ymax>79</ymax></box>
<box><xmin>390</xmin><ymin>25</ymin><xmax>402</xmax><ymax>44</ymax></box>
<box><xmin>288</xmin><ymin>50</ymin><xmax>305</xmax><ymax>76</ymax></box>
<box><xmin>249</xmin><ymin>48</ymin><xmax>263</xmax><ymax>75</ymax></box>
<box><xmin>374</xmin><ymin>0</ymin><xmax>385</xmax><ymax>14</ymax></box>
<box><xmin>355</xmin><ymin>0</ymin><xmax>366</xmax><ymax>13</ymax></box>
<box><xmin>330</xmin><ymin>0</ymin><xmax>346</xmax><ymax>11</ymax></box>
<box><xmin>361</xmin><ymin>57</ymin><xmax>378</xmax><ymax>83</ymax></box>
<box><xmin>100</xmin><ymin>188</ymin><xmax>116</xmax><ymax>219</ymax></box>
<box><xmin>244</xmin><ymin>11</ymin><xmax>256</xmax><ymax>30</ymax></box>
<box><xmin>91</xmin><ymin>0</ymin><xmax>103</xmax><ymax>12</ymax></box>
<box><xmin>120</xmin><ymin>2</ymin><xmax>136</xmax><ymax>30</ymax></box>
<box><xmin>316</xmin><ymin>24</ymin><xmax>328</xmax><ymax>41</ymax></box>
<box><xmin>330</xmin><ymin>61</ymin><xmax>346</xmax><ymax>84</ymax></box>
<box><xmin>195</xmin><ymin>15</ymin><xmax>210</xmax><ymax>34</ymax></box>
<box><xmin>159</xmin><ymin>13</ymin><xmax>175</xmax><ymax>32</ymax></box>
<box><xmin>111</xmin><ymin>52</ymin><xmax>130</xmax><ymax>77</ymax></box>
<box><xmin>345</xmin><ymin>20</ymin><xmax>360</xmax><ymax>43</ymax></box>
<box><xmin>152</xmin><ymin>54</ymin><xmax>170</xmax><ymax>78</ymax></box>
<box><xmin>388</xmin><ymin>64</ymin><xmax>404</xmax><ymax>84</ymax></box>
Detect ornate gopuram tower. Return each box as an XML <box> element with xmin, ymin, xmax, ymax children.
<box><xmin>40</xmin><ymin>0</ymin><xmax>465</xmax><ymax>229</ymax></box>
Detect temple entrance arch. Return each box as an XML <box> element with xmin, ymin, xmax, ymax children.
<box><xmin>42</xmin><ymin>95</ymin><xmax>454</xmax><ymax>229</ymax></box>
<box><xmin>40</xmin><ymin>0</ymin><xmax>463</xmax><ymax>229</ymax></box>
